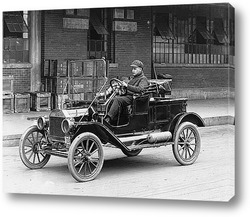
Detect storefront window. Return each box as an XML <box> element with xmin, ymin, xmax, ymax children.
<box><xmin>87</xmin><ymin>9</ymin><xmax>109</xmax><ymax>59</ymax></box>
<box><xmin>153</xmin><ymin>6</ymin><xmax>234</xmax><ymax>65</ymax></box>
<box><xmin>3</xmin><ymin>11</ymin><xmax>29</xmax><ymax>63</ymax></box>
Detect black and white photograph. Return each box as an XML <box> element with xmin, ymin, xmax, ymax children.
<box><xmin>0</xmin><ymin>0</ymin><xmax>245</xmax><ymax>216</ymax></box>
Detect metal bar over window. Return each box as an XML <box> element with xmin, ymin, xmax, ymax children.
<box><xmin>90</xmin><ymin>12</ymin><xmax>109</xmax><ymax>35</ymax></box>
<box><xmin>4</xmin><ymin>12</ymin><xmax>28</xmax><ymax>33</ymax></box>
<box><xmin>213</xmin><ymin>18</ymin><xmax>229</xmax><ymax>44</ymax></box>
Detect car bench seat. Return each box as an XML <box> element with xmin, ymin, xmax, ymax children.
<box><xmin>146</xmin><ymin>79</ymin><xmax>172</xmax><ymax>97</ymax></box>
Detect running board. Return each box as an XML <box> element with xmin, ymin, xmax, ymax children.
<box><xmin>104</xmin><ymin>141</ymin><xmax>174</xmax><ymax>150</ymax></box>
<box><xmin>128</xmin><ymin>141</ymin><xmax>174</xmax><ymax>150</ymax></box>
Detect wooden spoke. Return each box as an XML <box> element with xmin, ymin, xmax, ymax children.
<box><xmin>78</xmin><ymin>162</ymin><xmax>86</xmax><ymax>174</ymax></box>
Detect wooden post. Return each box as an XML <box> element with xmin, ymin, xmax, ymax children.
<box><xmin>29</xmin><ymin>11</ymin><xmax>42</xmax><ymax>92</ymax></box>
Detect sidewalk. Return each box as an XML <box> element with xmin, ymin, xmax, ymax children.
<box><xmin>187</xmin><ymin>98</ymin><xmax>235</xmax><ymax>126</ymax></box>
<box><xmin>2</xmin><ymin>98</ymin><xmax>235</xmax><ymax>147</ymax></box>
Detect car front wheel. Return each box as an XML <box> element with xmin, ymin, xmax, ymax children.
<box><xmin>68</xmin><ymin>132</ymin><xmax>104</xmax><ymax>182</ymax></box>
<box><xmin>19</xmin><ymin>125</ymin><xmax>51</xmax><ymax>169</ymax></box>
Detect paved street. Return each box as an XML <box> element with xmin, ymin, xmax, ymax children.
<box><xmin>2</xmin><ymin>125</ymin><xmax>234</xmax><ymax>202</ymax></box>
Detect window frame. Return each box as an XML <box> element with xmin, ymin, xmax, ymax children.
<box><xmin>3</xmin><ymin>11</ymin><xmax>29</xmax><ymax>64</ymax></box>
<box><xmin>153</xmin><ymin>8</ymin><xmax>234</xmax><ymax>65</ymax></box>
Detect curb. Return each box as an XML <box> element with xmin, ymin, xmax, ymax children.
<box><xmin>2</xmin><ymin>115</ymin><xmax>235</xmax><ymax>147</ymax></box>
<box><xmin>203</xmin><ymin>115</ymin><xmax>235</xmax><ymax>126</ymax></box>
<box><xmin>3</xmin><ymin>134</ymin><xmax>22</xmax><ymax>147</ymax></box>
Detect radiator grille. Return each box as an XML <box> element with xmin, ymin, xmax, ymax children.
<box><xmin>49</xmin><ymin>116</ymin><xmax>65</xmax><ymax>138</ymax></box>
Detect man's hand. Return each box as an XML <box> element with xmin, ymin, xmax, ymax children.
<box><xmin>95</xmin><ymin>92</ymin><xmax>103</xmax><ymax>99</ymax></box>
<box><xmin>121</xmin><ymin>81</ymin><xmax>128</xmax><ymax>87</ymax></box>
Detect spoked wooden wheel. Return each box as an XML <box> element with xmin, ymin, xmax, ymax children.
<box><xmin>68</xmin><ymin>132</ymin><xmax>104</xmax><ymax>182</ymax></box>
<box><xmin>172</xmin><ymin>122</ymin><xmax>201</xmax><ymax>165</ymax></box>
<box><xmin>19</xmin><ymin>126</ymin><xmax>51</xmax><ymax>169</ymax></box>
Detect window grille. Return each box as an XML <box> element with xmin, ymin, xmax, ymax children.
<box><xmin>87</xmin><ymin>9</ymin><xmax>109</xmax><ymax>60</ymax></box>
<box><xmin>3</xmin><ymin>11</ymin><xmax>29</xmax><ymax>63</ymax></box>
<box><xmin>153</xmin><ymin>9</ymin><xmax>234</xmax><ymax>65</ymax></box>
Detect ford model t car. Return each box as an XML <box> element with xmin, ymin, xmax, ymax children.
<box><xmin>19</xmin><ymin>59</ymin><xmax>205</xmax><ymax>182</ymax></box>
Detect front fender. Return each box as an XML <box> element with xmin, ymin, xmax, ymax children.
<box><xmin>72</xmin><ymin>122</ymin><xmax>130</xmax><ymax>152</ymax></box>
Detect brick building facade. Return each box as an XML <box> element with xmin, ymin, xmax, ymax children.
<box><xmin>2</xmin><ymin>3</ymin><xmax>235</xmax><ymax>99</ymax></box>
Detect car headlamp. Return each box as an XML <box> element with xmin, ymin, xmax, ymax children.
<box><xmin>61</xmin><ymin>118</ymin><xmax>74</xmax><ymax>134</ymax></box>
<box><xmin>37</xmin><ymin>116</ymin><xmax>48</xmax><ymax>130</ymax></box>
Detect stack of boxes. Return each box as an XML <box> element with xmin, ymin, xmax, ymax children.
<box><xmin>30</xmin><ymin>92</ymin><xmax>51</xmax><ymax>111</ymax></box>
<box><xmin>3</xmin><ymin>75</ymin><xmax>30</xmax><ymax>113</ymax></box>
<box><xmin>14</xmin><ymin>92</ymin><xmax>30</xmax><ymax>113</ymax></box>
<box><xmin>42</xmin><ymin>59</ymin><xmax>70</xmax><ymax>109</ymax></box>
<box><xmin>42</xmin><ymin>59</ymin><xmax>107</xmax><ymax>109</ymax></box>
<box><xmin>69</xmin><ymin>60</ymin><xmax>107</xmax><ymax>101</ymax></box>
<box><xmin>3</xmin><ymin>75</ymin><xmax>14</xmax><ymax>114</ymax></box>
<box><xmin>2</xmin><ymin>59</ymin><xmax>107</xmax><ymax>114</ymax></box>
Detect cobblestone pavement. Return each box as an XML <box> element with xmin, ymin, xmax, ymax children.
<box><xmin>2</xmin><ymin>125</ymin><xmax>234</xmax><ymax>202</ymax></box>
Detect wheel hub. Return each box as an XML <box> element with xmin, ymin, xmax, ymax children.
<box><xmin>183</xmin><ymin>139</ymin><xmax>190</xmax><ymax>147</ymax></box>
<box><xmin>81</xmin><ymin>153</ymin><xmax>91</xmax><ymax>162</ymax></box>
<box><xmin>32</xmin><ymin>143</ymin><xmax>40</xmax><ymax>153</ymax></box>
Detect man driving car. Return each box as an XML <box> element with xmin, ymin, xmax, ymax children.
<box><xmin>97</xmin><ymin>60</ymin><xmax>149</xmax><ymax>125</ymax></box>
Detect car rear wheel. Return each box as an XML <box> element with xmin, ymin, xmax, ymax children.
<box><xmin>68</xmin><ymin>132</ymin><xmax>104</xmax><ymax>182</ymax></box>
<box><xmin>19</xmin><ymin>125</ymin><xmax>51</xmax><ymax>169</ymax></box>
<box><xmin>172</xmin><ymin>122</ymin><xmax>201</xmax><ymax>165</ymax></box>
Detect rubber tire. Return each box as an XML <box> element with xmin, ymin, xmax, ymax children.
<box><xmin>68</xmin><ymin>132</ymin><xmax>104</xmax><ymax>182</ymax></box>
<box><xmin>19</xmin><ymin>125</ymin><xmax>51</xmax><ymax>169</ymax></box>
<box><xmin>172</xmin><ymin>122</ymin><xmax>201</xmax><ymax>165</ymax></box>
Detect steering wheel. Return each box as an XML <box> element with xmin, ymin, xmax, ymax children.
<box><xmin>110</xmin><ymin>78</ymin><xmax>127</xmax><ymax>95</ymax></box>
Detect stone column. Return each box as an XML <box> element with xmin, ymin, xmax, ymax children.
<box><xmin>29</xmin><ymin>11</ymin><xmax>41</xmax><ymax>92</ymax></box>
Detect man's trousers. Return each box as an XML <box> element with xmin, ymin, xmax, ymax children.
<box><xmin>107</xmin><ymin>95</ymin><xmax>133</xmax><ymax>120</ymax></box>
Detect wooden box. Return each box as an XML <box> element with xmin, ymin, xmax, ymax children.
<box><xmin>69</xmin><ymin>61</ymin><xmax>83</xmax><ymax>77</ymax></box>
<box><xmin>43</xmin><ymin>77</ymin><xmax>53</xmax><ymax>92</ymax></box>
<box><xmin>3</xmin><ymin>75</ymin><xmax>14</xmax><ymax>95</ymax></box>
<box><xmin>30</xmin><ymin>92</ymin><xmax>51</xmax><ymax>111</ymax></box>
<box><xmin>52</xmin><ymin>77</ymin><xmax>69</xmax><ymax>94</ymax></box>
<box><xmin>43</xmin><ymin>59</ymin><xmax>57</xmax><ymax>77</ymax></box>
<box><xmin>71</xmin><ymin>93</ymin><xmax>85</xmax><ymax>101</ymax></box>
<box><xmin>84</xmin><ymin>92</ymin><xmax>94</xmax><ymax>101</ymax></box>
<box><xmin>70</xmin><ymin>78</ymin><xmax>93</xmax><ymax>93</ymax></box>
<box><xmin>51</xmin><ymin>94</ymin><xmax>69</xmax><ymax>109</ymax></box>
<box><xmin>3</xmin><ymin>94</ymin><xmax>14</xmax><ymax>114</ymax></box>
<box><xmin>57</xmin><ymin>60</ymin><xmax>68</xmax><ymax>77</ymax></box>
<box><xmin>14</xmin><ymin>93</ymin><xmax>30</xmax><ymax>113</ymax></box>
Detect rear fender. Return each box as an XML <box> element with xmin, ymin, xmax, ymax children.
<box><xmin>168</xmin><ymin>112</ymin><xmax>205</xmax><ymax>138</ymax></box>
<box><xmin>72</xmin><ymin>122</ymin><xmax>130</xmax><ymax>152</ymax></box>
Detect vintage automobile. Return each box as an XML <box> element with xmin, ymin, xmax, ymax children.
<box><xmin>19</xmin><ymin>59</ymin><xmax>205</xmax><ymax>182</ymax></box>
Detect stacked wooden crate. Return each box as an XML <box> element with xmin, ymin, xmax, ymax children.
<box><xmin>30</xmin><ymin>92</ymin><xmax>51</xmax><ymax>111</ymax></box>
<box><xmin>42</xmin><ymin>59</ymin><xmax>107</xmax><ymax>109</ymax></box>
<box><xmin>14</xmin><ymin>93</ymin><xmax>30</xmax><ymax>113</ymax></box>
<box><xmin>3</xmin><ymin>75</ymin><xmax>14</xmax><ymax>114</ymax></box>
<box><xmin>69</xmin><ymin>59</ymin><xmax>107</xmax><ymax>102</ymax></box>
<box><xmin>3</xmin><ymin>76</ymin><xmax>31</xmax><ymax>113</ymax></box>
<box><xmin>42</xmin><ymin>59</ymin><xmax>70</xmax><ymax>109</ymax></box>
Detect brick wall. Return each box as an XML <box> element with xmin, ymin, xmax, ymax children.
<box><xmin>3</xmin><ymin>65</ymin><xmax>31</xmax><ymax>93</ymax></box>
<box><xmin>109</xmin><ymin>7</ymin><xmax>152</xmax><ymax>79</ymax></box>
<box><xmin>155</xmin><ymin>65</ymin><xmax>235</xmax><ymax>89</ymax></box>
<box><xmin>155</xmin><ymin>64</ymin><xmax>235</xmax><ymax>99</ymax></box>
<box><xmin>42</xmin><ymin>10</ymin><xmax>88</xmax><ymax>60</ymax></box>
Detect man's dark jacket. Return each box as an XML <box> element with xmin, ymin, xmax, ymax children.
<box><xmin>127</xmin><ymin>73</ymin><xmax>149</xmax><ymax>95</ymax></box>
